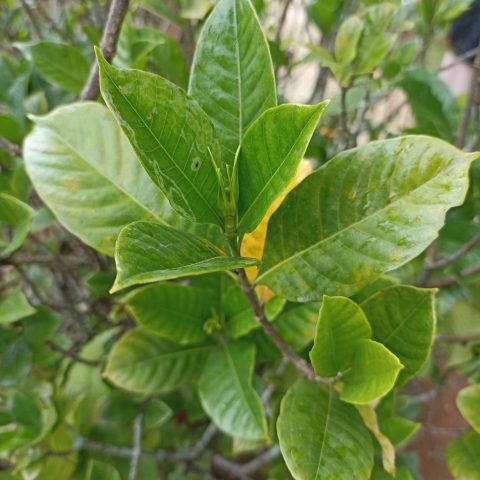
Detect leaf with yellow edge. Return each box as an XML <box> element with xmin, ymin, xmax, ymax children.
<box><xmin>356</xmin><ymin>403</ymin><xmax>396</xmax><ymax>476</ymax></box>
<box><xmin>240</xmin><ymin>160</ymin><xmax>313</xmax><ymax>302</ymax></box>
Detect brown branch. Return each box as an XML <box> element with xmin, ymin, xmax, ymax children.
<box><xmin>436</xmin><ymin>333</ymin><xmax>480</xmax><ymax>343</ymax></box>
<box><xmin>236</xmin><ymin>268</ymin><xmax>327</xmax><ymax>383</ymax></box>
<box><xmin>0</xmin><ymin>137</ymin><xmax>22</xmax><ymax>157</ymax></box>
<box><xmin>46</xmin><ymin>341</ymin><xmax>101</xmax><ymax>367</ymax></box>
<box><xmin>422</xmin><ymin>263</ymin><xmax>480</xmax><ymax>288</ymax></box>
<box><xmin>428</xmin><ymin>233</ymin><xmax>480</xmax><ymax>269</ymax></box>
<box><xmin>80</xmin><ymin>0</ymin><xmax>130</xmax><ymax>100</ymax></box>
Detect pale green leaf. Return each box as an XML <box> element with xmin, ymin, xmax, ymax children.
<box><xmin>0</xmin><ymin>288</ymin><xmax>36</xmax><ymax>324</ymax></box>
<box><xmin>257</xmin><ymin>136</ymin><xmax>476</xmax><ymax>302</ymax></box>
<box><xmin>24</xmin><ymin>102</ymin><xmax>173</xmax><ymax>256</ymax></box>
<box><xmin>124</xmin><ymin>283</ymin><xmax>215</xmax><ymax>344</ymax></box>
<box><xmin>310</xmin><ymin>296</ymin><xmax>371</xmax><ymax>377</ymax></box>
<box><xmin>335</xmin><ymin>15</ymin><xmax>364</xmax><ymax>65</ymax></box>
<box><xmin>277</xmin><ymin>380</ymin><xmax>374</xmax><ymax>480</ymax></box>
<box><xmin>96</xmin><ymin>49</ymin><xmax>222</xmax><ymax>225</ymax></box>
<box><xmin>447</xmin><ymin>430</ymin><xmax>480</xmax><ymax>480</ymax></box>
<box><xmin>104</xmin><ymin>329</ymin><xmax>212</xmax><ymax>394</ymax></box>
<box><xmin>457</xmin><ymin>384</ymin><xmax>480</xmax><ymax>433</ymax></box>
<box><xmin>15</xmin><ymin>41</ymin><xmax>89</xmax><ymax>93</ymax></box>
<box><xmin>198</xmin><ymin>340</ymin><xmax>267</xmax><ymax>439</ymax></box>
<box><xmin>112</xmin><ymin>221</ymin><xmax>258</xmax><ymax>291</ymax></box>
<box><xmin>86</xmin><ymin>460</ymin><xmax>121</xmax><ymax>480</ymax></box>
<box><xmin>189</xmin><ymin>0</ymin><xmax>276</xmax><ymax>166</ymax></box>
<box><xmin>0</xmin><ymin>193</ymin><xmax>34</xmax><ymax>257</ymax></box>
<box><xmin>237</xmin><ymin>102</ymin><xmax>328</xmax><ymax>233</ymax></box>
<box><xmin>361</xmin><ymin>285</ymin><xmax>436</xmax><ymax>385</ymax></box>
<box><xmin>340</xmin><ymin>339</ymin><xmax>403</xmax><ymax>404</ymax></box>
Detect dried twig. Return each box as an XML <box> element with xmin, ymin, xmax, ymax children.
<box><xmin>0</xmin><ymin>137</ymin><xmax>22</xmax><ymax>157</ymax></box>
<box><xmin>80</xmin><ymin>0</ymin><xmax>130</xmax><ymax>100</ymax></box>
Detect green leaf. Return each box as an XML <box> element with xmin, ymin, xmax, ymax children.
<box><xmin>398</xmin><ymin>68</ymin><xmax>456</xmax><ymax>141</ymax></box>
<box><xmin>96</xmin><ymin>49</ymin><xmax>222</xmax><ymax>226</ymax></box>
<box><xmin>310</xmin><ymin>296</ymin><xmax>371</xmax><ymax>377</ymax></box>
<box><xmin>22</xmin><ymin>307</ymin><xmax>60</xmax><ymax>344</ymax></box>
<box><xmin>0</xmin><ymin>193</ymin><xmax>34</xmax><ymax>257</ymax></box>
<box><xmin>457</xmin><ymin>384</ymin><xmax>480</xmax><ymax>433</ymax></box>
<box><xmin>144</xmin><ymin>399</ymin><xmax>173</xmax><ymax>429</ymax></box>
<box><xmin>0</xmin><ymin>287</ymin><xmax>35</xmax><ymax>324</ymax></box>
<box><xmin>124</xmin><ymin>283</ymin><xmax>215</xmax><ymax>344</ymax></box>
<box><xmin>86</xmin><ymin>460</ymin><xmax>121</xmax><ymax>480</ymax></box>
<box><xmin>335</xmin><ymin>16</ymin><xmax>364</xmax><ymax>65</ymax></box>
<box><xmin>112</xmin><ymin>221</ymin><xmax>258</xmax><ymax>292</ymax></box>
<box><xmin>277</xmin><ymin>380</ymin><xmax>374</xmax><ymax>480</ymax></box>
<box><xmin>257</xmin><ymin>136</ymin><xmax>476</xmax><ymax>302</ymax></box>
<box><xmin>0</xmin><ymin>335</ymin><xmax>31</xmax><ymax>387</ymax></box>
<box><xmin>15</xmin><ymin>41</ymin><xmax>89</xmax><ymax>94</ymax></box>
<box><xmin>198</xmin><ymin>340</ymin><xmax>267</xmax><ymax>439</ymax></box>
<box><xmin>189</xmin><ymin>0</ymin><xmax>276</xmax><ymax>166</ymax></box>
<box><xmin>104</xmin><ymin>329</ymin><xmax>212</xmax><ymax>394</ymax></box>
<box><xmin>361</xmin><ymin>285</ymin><xmax>436</xmax><ymax>386</ymax></box>
<box><xmin>447</xmin><ymin>430</ymin><xmax>480</xmax><ymax>480</ymax></box>
<box><xmin>237</xmin><ymin>102</ymin><xmax>328</xmax><ymax>233</ymax></box>
<box><xmin>340</xmin><ymin>339</ymin><xmax>403</xmax><ymax>404</ymax></box>
<box><xmin>24</xmin><ymin>102</ymin><xmax>172</xmax><ymax>256</ymax></box>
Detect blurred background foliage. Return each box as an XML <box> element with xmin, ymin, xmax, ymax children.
<box><xmin>1</xmin><ymin>0</ymin><xmax>480</xmax><ymax>478</ymax></box>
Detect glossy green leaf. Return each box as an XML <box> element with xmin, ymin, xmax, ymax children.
<box><xmin>189</xmin><ymin>0</ymin><xmax>276</xmax><ymax>165</ymax></box>
<box><xmin>86</xmin><ymin>460</ymin><xmax>121</xmax><ymax>480</ymax></box>
<box><xmin>198</xmin><ymin>340</ymin><xmax>267</xmax><ymax>439</ymax></box>
<box><xmin>447</xmin><ymin>430</ymin><xmax>480</xmax><ymax>480</ymax></box>
<box><xmin>0</xmin><ymin>193</ymin><xmax>34</xmax><ymax>257</ymax></box>
<box><xmin>124</xmin><ymin>283</ymin><xmax>215</xmax><ymax>344</ymax></box>
<box><xmin>0</xmin><ymin>287</ymin><xmax>35</xmax><ymax>325</ymax></box>
<box><xmin>277</xmin><ymin>380</ymin><xmax>374</xmax><ymax>480</ymax></box>
<box><xmin>258</xmin><ymin>136</ymin><xmax>476</xmax><ymax>302</ymax></box>
<box><xmin>310</xmin><ymin>296</ymin><xmax>371</xmax><ymax>377</ymax></box>
<box><xmin>104</xmin><ymin>329</ymin><xmax>212</xmax><ymax>394</ymax></box>
<box><xmin>398</xmin><ymin>68</ymin><xmax>456</xmax><ymax>141</ymax></box>
<box><xmin>15</xmin><ymin>41</ymin><xmax>89</xmax><ymax>94</ymax></box>
<box><xmin>457</xmin><ymin>384</ymin><xmax>480</xmax><ymax>433</ymax></box>
<box><xmin>340</xmin><ymin>339</ymin><xmax>403</xmax><ymax>404</ymax></box>
<box><xmin>24</xmin><ymin>102</ymin><xmax>171</xmax><ymax>256</ymax></box>
<box><xmin>237</xmin><ymin>102</ymin><xmax>328</xmax><ymax>233</ymax></box>
<box><xmin>96</xmin><ymin>49</ymin><xmax>222</xmax><ymax>225</ymax></box>
<box><xmin>144</xmin><ymin>399</ymin><xmax>173</xmax><ymax>429</ymax></box>
<box><xmin>335</xmin><ymin>16</ymin><xmax>364</xmax><ymax>65</ymax></box>
<box><xmin>361</xmin><ymin>285</ymin><xmax>436</xmax><ymax>385</ymax></box>
<box><xmin>274</xmin><ymin>302</ymin><xmax>320</xmax><ymax>351</ymax></box>
<box><xmin>112</xmin><ymin>221</ymin><xmax>258</xmax><ymax>292</ymax></box>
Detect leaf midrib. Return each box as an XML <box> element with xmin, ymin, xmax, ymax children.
<box><xmin>101</xmin><ymin>62</ymin><xmax>221</xmax><ymax>223</ymax></box>
<box><xmin>314</xmin><ymin>386</ymin><xmax>332</xmax><ymax>479</ymax></box>
<box><xmin>257</xmin><ymin>159</ymin><xmax>468</xmax><ymax>282</ymax></box>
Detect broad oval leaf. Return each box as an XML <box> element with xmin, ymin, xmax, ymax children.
<box><xmin>23</xmin><ymin>102</ymin><xmax>171</xmax><ymax>256</ymax></box>
<box><xmin>112</xmin><ymin>221</ymin><xmax>258</xmax><ymax>292</ymax></box>
<box><xmin>0</xmin><ymin>193</ymin><xmax>34</xmax><ymax>257</ymax></box>
<box><xmin>257</xmin><ymin>136</ymin><xmax>477</xmax><ymax>302</ymax></box>
<box><xmin>15</xmin><ymin>41</ymin><xmax>89</xmax><ymax>94</ymax></box>
<box><xmin>237</xmin><ymin>102</ymin><xmax>328</xmax><ymax>234</ymax></box>
<box><xmin>335</xmin><ymin>15</ymin><xmax>364</xmax><ymax>65</ymax></box>
<box><xmin>0</xmin><ymin>287</ymin><xmax>36</xmax><ymax>324</ymax></box>
<box><xmin>86</xmin><ymin>460</ymin><xmax>121</xmax><ymax>480</ymax></box>
<box><xmin>340</xmin><ymin>339</ymin><xmax>403</xmax><ymax>404</ymax></box>
<box><xmin>189</xmin><ymin>0</ymin><xmax>276</xmax><ymax>165</ymax></box>
<box><xmin>124</xmin><ymin>283</ymin><xmax>215</xmax><ymax>344</ymax></box>
<box><xmin>96</xmin><ymin>49</ymin><xmax>222</xmax><ymax>225</ymax></box>
<box><xmin>361</xmin><ymin>285</ymin><xmax>436</xmax><ymax>386</ymax></box>
<box><xmin>104</xmin><ymin>329</ymin><xmax>212</xmax><ymax>394</ymax></box>
<box><xmin>447</xmin><ymin>430</ymin><xmax>480</xmax><ymax>480</ymax></box>
<box><xmin>198</xmin><ymin>340</ymin><xmax>267</xmax><ymax>439</ymax></box>
<box><xmin>457</xmin><ymin>384</ymin><xmax>480</xmax><ymax>433</ymax></box>
<box><xmin>277</xmin><ymin>380</ymin><xmax>374</xmax><ymax>480</ymax></box>
<box><xmin>310</xmin><ymin>295</ymin><xmax>371</xmax><ymax>377</ymax></box>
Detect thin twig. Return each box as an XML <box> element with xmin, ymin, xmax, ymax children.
<box><xmin>275</xmin><ymin>0</ymin><xmax>293</xmax><ymax>43</ymax></box>
<box><xmin>46</xmin><ymin>341</ymin><xmax>101</xmax><ymax>367</ymax></box>
<box><xmin>428</xmin><ymin>233</ymin><xmax>480</xmax><ymax>269</ymax></box>
<box><xmin>0</xmin><ymin>137</ymin><xmax>22</xmax><ymax>157</ymax></box>
<box><xmin>438</xmin><ymin>46</ymin><xmax>480</xmax><ymax>72</ymax></box>
<box><xmin>422</xmin><ymin>263</ymin><xmax>480</xmax><ymax>288</ymax></box>
<box><xmin>436</xmin><ymin>333</ymin><xmax>480</xmax><ymax>343</ymax></box>
<box><xmin>128</xmin><ymin>411</ymin><xmax>144</xmax><ymax>480</ymax></box>
<box><xmin>80</xmin><ymin>0</ymin><xmax>130</xmax><ymax>100</ymax></box>
<box><xmin>236</xmin><ymin>269</ymin><xmax>327</xmax><ymax>383</ymax></box>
